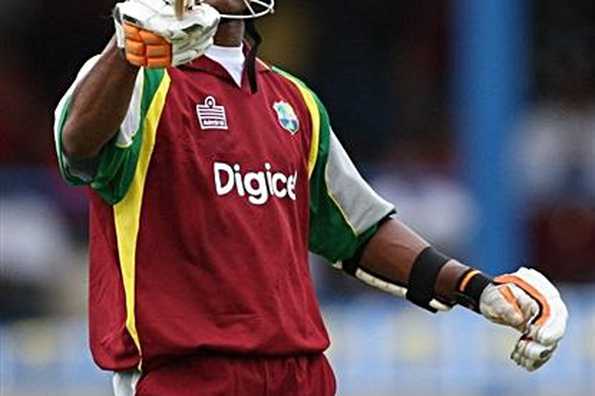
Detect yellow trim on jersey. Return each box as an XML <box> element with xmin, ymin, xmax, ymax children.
<box><xmin>113</xmin><ymin>72</ymin><xmax>171</xmax><ymax>356</ymax></box>
<box><xmin>303</xmin><ymin>90</ymin><xmax>321</xmax><ymax>179</ymax></box>
<box><xmin>277</xmin><ymin>74</ymin><xmax>321</xmax><ymax>179</ymax></box>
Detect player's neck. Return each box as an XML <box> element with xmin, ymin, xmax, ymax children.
<box><xmin>214</xmin><ymin>20</ymin><xmax>245</xmax><ymax>47</ymax></box>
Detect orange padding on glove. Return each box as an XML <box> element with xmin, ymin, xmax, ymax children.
<box><xmin>123</xmin><ymin>23</ymin><xmax>172</xmax><ymax>68</ymax></box>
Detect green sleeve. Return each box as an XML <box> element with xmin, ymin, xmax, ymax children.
<box><xmin>272</xmin><ymin>67</ymin><xmax>396</xmax><ymax>263</ymax></box>
<box><xmin>307</xmin><ymin>94</ymin><xmax>395</xmax><ymax>263</ymax></box>
<box><xmin>53</xmin><ymin>66</ymin><xmax>166</xmax><ymax>205</ymax></box>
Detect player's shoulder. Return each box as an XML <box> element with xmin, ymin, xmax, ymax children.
<box><xmin>263</xmin><ymin>62</ymin><xmax>315</xmax><ymax>95</ymax></box>
<box><xmin>261</xmin><ymin>61</ymin><xmax>328</xmax><ymax>115</ymax></box>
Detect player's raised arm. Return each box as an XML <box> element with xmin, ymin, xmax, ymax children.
<box><xmin>54</xmin><ymin>0</ymin><xmax>220</xmax><ymax>204</ymax></box>
<box><xmin>59</xmin><ymin>0</ymin><xmax>220</xmax><ymax>159</ymax></box>
<box><xmin>61</xmin><ymin>39</ymin><xmax>139</xmax><ymax>160</ymax></box>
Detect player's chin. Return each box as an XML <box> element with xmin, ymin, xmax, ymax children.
<box><xmin>202</xmin><ymin>0</ymin><xmax>246</xmax><ymax>15</ymax></box>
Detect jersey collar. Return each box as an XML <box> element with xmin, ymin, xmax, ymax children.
<box><xmin>180</xmin><ymin>44</ymin><xmax>271</xmax><ymax>92</ymax></box>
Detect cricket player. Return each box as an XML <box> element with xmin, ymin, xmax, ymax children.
<box><xmin>53</xmin><ymin>1</ymin><xmax>568</xmax><ymax>395</ymax></box>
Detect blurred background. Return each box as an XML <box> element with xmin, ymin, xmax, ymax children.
<box><xmin>1</xmin><ymin>0</ymin><xmax>595</xmax><ymax>395</ymax></box>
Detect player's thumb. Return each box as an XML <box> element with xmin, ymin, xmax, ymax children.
<box><xmin>497</xmin><ymin>285</ymin><xmax>526</xmax><ymax>327</ymax></box>
<box><xmin>480</xmin><ymin>284</ymin><xmax>535</xmax><ymax>330</ymax></box>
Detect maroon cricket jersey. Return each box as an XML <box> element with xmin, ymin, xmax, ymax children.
<box><xmin>54</xmin><ymin>54</ymin><xmax>394</xmax><ymax>371</ymax></box>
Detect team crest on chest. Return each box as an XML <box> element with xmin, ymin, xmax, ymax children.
<box><xmin>196</xmin><ymin>96</ymin><xmax>228</xmax><ymax>130</ymax></box>
<box><xmin>273</xmin><ymin>101</ymin><xmax>300</xmax><ymax>135</ymax></box>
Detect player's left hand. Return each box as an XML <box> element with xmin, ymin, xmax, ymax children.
<box><xmin>479</xmin><ymin>268</ymin><xmax>568</xmax><ymax>371</ymax></box>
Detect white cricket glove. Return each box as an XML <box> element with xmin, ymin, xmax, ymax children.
<box><xmin>113</xmin><ymin>0</ymin><xmax>220</xmax><ymax>68</ymax></box>
<box><xmin>479</xmin><ymin>267</ymin><xmax>568</xmax><ymax>371</ymax></box>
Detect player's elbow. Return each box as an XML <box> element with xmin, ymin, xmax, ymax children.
<box><xmin>62</xmin><ymin>119</ymin><xmax>104</xmax><ymax>160</ymax></box>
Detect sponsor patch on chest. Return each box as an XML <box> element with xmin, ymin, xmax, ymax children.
<box><xmin>213</xmin><ymin>162</ymin><xmax>298</xmax><ymax>206</ymax></box>
<box><xmin>196</xmin><ymin>96</ymin><xmax>228</xmax><ymax>130</ymax></box>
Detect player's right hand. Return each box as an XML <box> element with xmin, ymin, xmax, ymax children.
<box><xmin>479</xmin><ymin>268</ymin><xmax>568</xmax><ymax>372</ymax></box>
<box><xmin>113</xmin><ymin>0</ymin><xmax>220</xmax><ymax>68</ymax></box>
